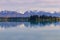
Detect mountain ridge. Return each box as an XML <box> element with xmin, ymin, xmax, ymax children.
<box><xmin>0</xmin><ymin>10</ymin><xmax>60</xmax><ymax>17</ymax></box>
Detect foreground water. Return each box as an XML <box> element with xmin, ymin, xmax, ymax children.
<box><xmin>0</xmin><ymin>22</ymin><xmax>60</xmax><ymax>40</ymax></box>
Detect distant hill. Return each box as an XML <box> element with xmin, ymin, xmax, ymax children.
<box><xmin>0</xmin><ymin>11</ymin><xmax>23</xmax><ymax>17</ymax></box>
<box><xmin>0</xmin><ymin>10</ymin><xmax>60</xmax><ymax>17</ymax></box>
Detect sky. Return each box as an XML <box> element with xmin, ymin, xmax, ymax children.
<box><xmin>0</xmin><ymin>0</ymin><xmax>60</xmax><ymax>13</ymax></box>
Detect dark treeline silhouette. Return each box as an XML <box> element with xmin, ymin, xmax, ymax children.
<box><xmin>29</xmin><ymin>15</ymin><xmax>59</xmax><ymax>22</ymax></box>
<box><xmin>0</xmin><ymin>15</ymin><xmax>59</xmax><ymax>22</ymax></box>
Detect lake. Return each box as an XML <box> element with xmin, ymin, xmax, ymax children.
<box><xmin>0</xmin><ymin>21</ymin><xmax>60</xmax><ymax>40</ymax></box>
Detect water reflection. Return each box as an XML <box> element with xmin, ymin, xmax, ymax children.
<box><xmin>0</xmin><ymin>22</ymin><xmax>22</xmax><ymax>28</ymax></box>
<box><xmin>0</xmin><ymin>21</ymin><xmax>60</xmax><ymax>28</ymax></box>
<box><xmin>0</xmin><ymin>21</ymin><xmax>60</xmax><ymax>40</ymax></box>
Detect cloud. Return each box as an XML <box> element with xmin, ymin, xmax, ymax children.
<box><xmin>0</xmin><ymin>0</ymin><xmax>60</xmax><ymax>13</ymax></box>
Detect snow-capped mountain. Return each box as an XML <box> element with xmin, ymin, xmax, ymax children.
<box><xmin>0</xmin><ymin>11</ymin><xmax>23</xmax><ymax>17</ymax></box>
<box><xmin>0</xmin><ymin>10</ymin><xmax>60</xmax><ymax>17</ymax></box>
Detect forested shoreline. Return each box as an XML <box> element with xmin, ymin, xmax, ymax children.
<box><xmin>0</xmin><ymin>15</ymin><xmax>60</xmax><ymax>22</ymax></box>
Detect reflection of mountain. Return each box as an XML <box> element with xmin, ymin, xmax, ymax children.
<box><xmin>0</xmin><ymin>21</ymin><xmax>60</xmax><ymax>28</ymax></box>
<box><xmin>0</xmin><ymin>22</ymin><xmax>22</xmax><ymax>28</ymax></box>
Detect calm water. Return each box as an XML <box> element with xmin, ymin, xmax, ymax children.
<box><xmin>0</xmin><ymin>21</ymin><xmax>60</xmax><ymax>40</ymax></box>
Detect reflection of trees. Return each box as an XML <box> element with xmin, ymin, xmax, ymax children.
<box><xmin>29</xmin><ymin>21</ymin><xmax>53</xmax><ymax>27</ymax></box>
<box><xmin>0</xmin><ymin>21</ymin><xmax>59</xmax><ymax>28</ymax></box>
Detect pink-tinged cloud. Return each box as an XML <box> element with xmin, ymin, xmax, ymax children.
<box><xmin>0</xmin><ymin>0</ymin><xmax>60</xmax><ymax>13</ymax></box>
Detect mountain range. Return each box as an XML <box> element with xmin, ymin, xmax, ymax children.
<box><xmin>0</xmin><ymin>10</ymin><xmax>60</xmax><ymax>17</ymax></box>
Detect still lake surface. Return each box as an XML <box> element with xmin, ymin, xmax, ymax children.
<box><xmin>0</xmin><ymin>21</ymin><xmax>60</xmax><ymax>40</ymax></box>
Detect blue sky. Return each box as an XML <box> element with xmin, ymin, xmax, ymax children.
<box><xmin>0</xmin><ymin>0</ymin><xmax>60</xmax><ymax>13</ymax></box>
